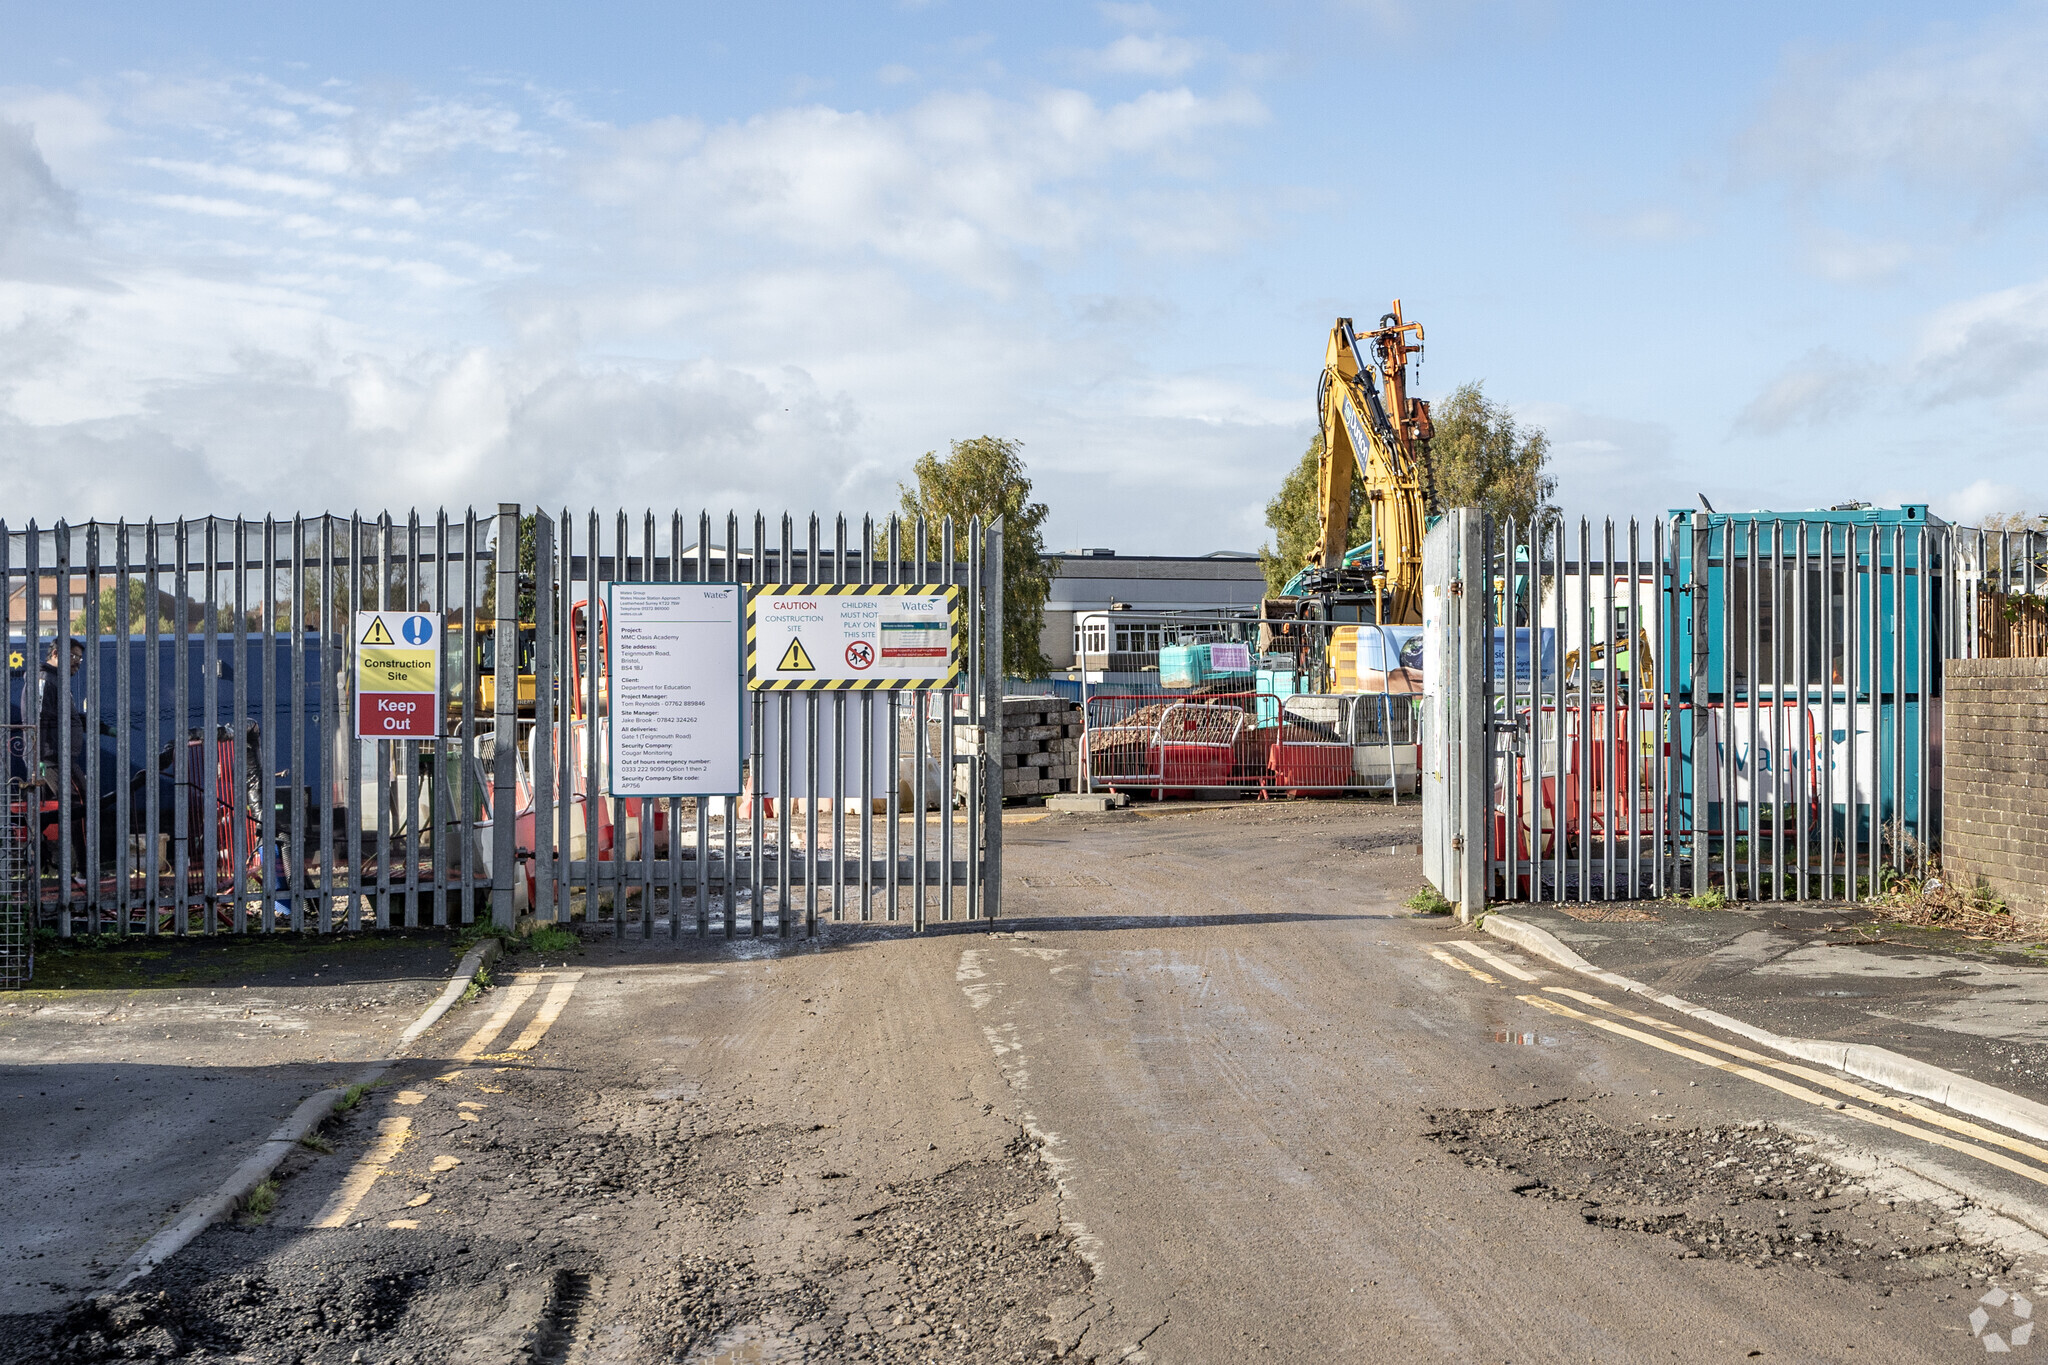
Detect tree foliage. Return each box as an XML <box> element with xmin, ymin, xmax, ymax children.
<box><xmin>70</xmin><ymin>579</ymin><xmax>195</xmax><ymax>635</ymax></box>
<box><xmin>1427</xmin><ymin>381</ymin><xmax>1556</xmax><ymax>528</ymax></box>
<box><xmin>1257</xmin><ymin>433</ymin><xmax>1363</xmax><ymax>595</ymax></box>
<box><xmin>893</xmin><ymin>436</ymin><xmax>1056</xmax><ymax>680</ymax></box>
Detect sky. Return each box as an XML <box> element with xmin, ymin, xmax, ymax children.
<box><xmin>4</xmin><ymin>1</ymin><xmax>2048</xmax><ymax>553</ymax></box>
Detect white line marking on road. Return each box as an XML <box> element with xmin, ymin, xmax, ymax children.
<box><xmin>1425</xmin><ymin>946</ymin><xmax>1498</xmax><ymax>984</ymax></box>
<box><xmin>314</xmin><ymin>1116</ymin><xmax>412</xmax><ymax>1228</ymax></box>
<box><xmin>509</xmin><ymin>973</ymin><xmax>584</xmax><ymax>1052</ymax></box>
<box><xmin>957</xmin><ymin>948</ymin><xmax>997</xmax><ymax>1009</ymax></box>
<box><xmin>959</xmin><ymin>946</ymin><xmax>1105</xmax><ymax>1275</ymax></box>
<box><xmin>1445</xmin><ymin>940</ymin><xmax>1540</xmax><ymax>982</ymax></box>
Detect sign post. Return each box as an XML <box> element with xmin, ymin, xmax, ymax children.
<box><xmin>748</xmin><ymin>585</ymin><xmax>962</xmax><ymax>691</ymax></box>
<box><xmin>354</xmin><ymin>610</ymin><xmax>442</xmax><ymax>738</ymax></box>
<box><xmin>606</xmin><ymin>583</ymin><xmax>744</xmax><ymax>795</ymax></box>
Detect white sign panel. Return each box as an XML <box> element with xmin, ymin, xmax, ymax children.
<box><xmin>748</xmin><ymin>585</ymin><xmax>962</xmax><ymax>690</ymax></box>
<box><xmin>607</xmin><ymin>583</ymin><xmax>743</xmax><ymax>796</ymax></box>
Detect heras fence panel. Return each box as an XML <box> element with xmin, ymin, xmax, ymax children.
<box><xmin>522</xmin><ymin>509</ymin><xmax>1004</xmax><ymax>938</ymax></box>
<box><xmin>4</xmin><ymin>514</ymin><xmax>495</xmax><ymax>935</ymax></box>
<box><xmin>1073</xmin><ymin>614</ymin><xmax>1421</xmax><ymax>800</ymax></box>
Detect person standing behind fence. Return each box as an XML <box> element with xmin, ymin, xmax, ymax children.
<box><xmin>36</xmin><ymin>640</ymin><xmax>87</xmax><ymax>883</ymax></box>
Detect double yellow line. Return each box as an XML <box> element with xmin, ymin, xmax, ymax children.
<box><xmin>1424</xmin><ymin>939</ymin><xmax>2048</xmax><ymax>1190</ymax></box>
<box><xmin>312</xmin><ymin>971</ymin><xmax>584</xmax><ymax>1230</ymax></box>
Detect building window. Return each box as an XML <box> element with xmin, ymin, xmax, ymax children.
<box><xmin>1074</xmin><ymin>620</ymin><xmax>1107</xmax><ymax>655</ymax></box>
<box><xmin>1113</xmin><ymin>622</ymin><xmax>1163</xmax><ymax>654</ymax></box>
<box><xmin>39</xmin><ymin>596</ymin><xmax>55</xmax><ymax>613</ymax></box>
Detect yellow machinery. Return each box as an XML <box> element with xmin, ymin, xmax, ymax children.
<box><xmin>445</xmin><ymin>620</ymin><xmax>537</xmax><ymax>720</ymax></box>
<box><xmin>1303</xmin><ymin>301</ymin><xmax>1437</xmax><ymax>625</ymax></box>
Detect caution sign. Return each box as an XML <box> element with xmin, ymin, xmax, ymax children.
<box><xmin>354</xmin><ymin>610</ymin><xmax>441</xmax><ymax>738</ymax></box>
<box><xmin>748</xmin><ymin>585</ymin><xmax>961</xmax><ymax>691</ymax></box>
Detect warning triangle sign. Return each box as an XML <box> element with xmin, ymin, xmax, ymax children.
<box><xmin>360</xmin><ymin>617</ymin><xmax>395</xmax><ymax>646</ymax></box>
<box><xmin>777</xmin><ymin>637</ymin><xmax>816</xmax><ymax>672</ymax></box>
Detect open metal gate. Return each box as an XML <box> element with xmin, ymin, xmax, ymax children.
<box><xmin>1426</xmin><ymin>505</ymin><xmax>1997</xmax><ymax>913</ymax></box>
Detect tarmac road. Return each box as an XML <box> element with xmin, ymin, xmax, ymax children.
<box><xmin>16</xmin><ymin>800</ymin><xmax>2048</xmax><ymax>1363</ymax></box>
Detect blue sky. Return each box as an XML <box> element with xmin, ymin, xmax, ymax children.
<box><xmin>3</xmin><ymin>1</ymin><xmax>2045</xmax><ymax>551</ymax></box>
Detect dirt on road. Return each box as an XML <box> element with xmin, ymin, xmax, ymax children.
<box><xmin>9</xmin><ymin>798</ymin><xmax>2048</xmax><ymax>1364</ymax></box>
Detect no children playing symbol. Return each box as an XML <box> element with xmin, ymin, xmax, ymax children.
<box><xmin>845</xmin><ymin>640</ymin><xmax>875</xmax><ymax>670</ymax></box>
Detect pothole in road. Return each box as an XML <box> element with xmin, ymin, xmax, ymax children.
<box><xmin>1426</xmin><ymin>1099</ymin><xmax>2014</xmax><ymax>1289</ymax></box>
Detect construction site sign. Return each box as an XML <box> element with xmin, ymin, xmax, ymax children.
<box><xmin>354</xmin><ymin>610</ymin><xmax>441</xmax><ymax>738</ymax></box>
<box><xmin>747</xmin><ymin>585</ymin><xmax>962</xmax><ymax>691</ymax></box>
<box><xmin>607</xmin><ymin>582</ymin><xmax>744</xmax><ymax>796</ymax></box>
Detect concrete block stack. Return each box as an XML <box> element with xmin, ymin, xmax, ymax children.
<box><xmin>1000</xmin><ymin>695</ymin><xmax>1084</xmax><ymax>798</ymax></box>
<box><xmin>957</xmin><ymin>695</ymin><xmax>1084</xmax><ymax>802</ymax></box>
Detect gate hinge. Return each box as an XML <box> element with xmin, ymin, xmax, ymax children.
<box><xmin>1449</xmin><ymin>582</ymin><xmax>1464</xmax><ymax>597</ymax></box>
<box><xmin>1451</xmin><ymin>835</ymin><xmax>1466</xmax><ymax>852</ymax></box>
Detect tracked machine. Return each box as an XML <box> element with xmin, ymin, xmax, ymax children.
<box><xmin>1271</xmin><ymin>302</ymin><xmax>1438</xmax><ymax>627</ymax></box>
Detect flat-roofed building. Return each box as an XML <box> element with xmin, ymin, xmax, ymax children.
<box><xmin>1039</xmin><ymin>549</ymin><xmax>1266</xmax><ymax>674</ymax></box>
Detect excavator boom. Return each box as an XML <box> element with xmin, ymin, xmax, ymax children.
<box><xmin>1308</xmin><ymin>302</ymin><xmax>1435</xmax><ymax>623</ymax></box>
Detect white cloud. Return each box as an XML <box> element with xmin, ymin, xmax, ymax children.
<box><xmin>1099</xmin><ymin>3</ymin><xmax>1167</xmax><ymax>29</ymax></box>
<box><xmin>1802</xmin><ymin>228</ymin><xmax>1915</xmax><ymax>284</ymax></box>
<box><xmin>1083</xmin><ymin>34</ymin><xmax>1203</xmax><ymax>78</ymax></box>
<box><xmin>1910</xmin><ymin>276</ymin><xmax>2048</xmax><ymax>407</ymax></box>
<box><xmin>582</xmin><ymin>85</ymin><xmax>1266</xmax><ymax>289</ymax></box>
<box><xmin>1739</xmin><ymin>14</ymin><xmax>2048</xmax><ymax>208</ymax></box>
<box><xmin>1584</xmin><ymin>204</ymin><xmax>1697</xmax><ymax>243</ymax></box>
<box><xmin>0</xmin><ymin>90</ymin><xmax>116</xmax><ymax>180</ymax></box>
<box><xmin>1934</xmin><ymin>477</ymin><xmax>2037</xmax><ymax>526</ymax></box>
<box><xmin>138</xmin><ymin>158</ymin><xmax>334</xmax><ymax>199</ymax></box>
<box><xmin>1521</xmin><ymin>403</ymin><xmax>1709</xmax><ymax>524</ymax></box>
<box><xmin>0</xmin><ymin>65</ymin><xmax>1288</xmax><ymax>550</ymax></box>
<box><xmin>0</xmin><ymin>119</ymin><xmax>85</xmax><ymax>284</ymax></box>
<box><xmin>1734</xmin><ymin>349</ymin><xmax>1872</xmax><ymax>434</ymax></box>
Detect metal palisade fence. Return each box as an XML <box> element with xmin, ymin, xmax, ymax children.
<box><xmin>1423</xmin><ymin>505</ymin><xmax>2026</xmax><ymax>911</ymax></box>
<box><xmin>2</xmin><ymin>507</ymin><xmax>1003</xmax><ymax>938</ymax></box>
<box><xmin>524</xmin><ymin>509</ymin><xmax>1003</xmax><ymax>938</ymax></box>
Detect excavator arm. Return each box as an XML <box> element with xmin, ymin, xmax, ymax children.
<box><xmin>1309</xmin><ymin>302</ymin><xmax>1435</xmax><ymax>623</ymax></box>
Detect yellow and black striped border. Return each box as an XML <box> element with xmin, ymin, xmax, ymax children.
<box><xmin>746</xmin><ymin>584</ymin><xmax>964</xmax><ymax>691</ymax></box>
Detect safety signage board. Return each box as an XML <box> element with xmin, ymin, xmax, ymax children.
<box><xmin>354</xmin><ymin>610</ymin><xmax>441</xmax><ymax>738</ymax></box>
<box><xmin>747</xmin><ymin>584</ymin><xmax>962</xmax><ymax>690</ymax></box>
<box><xmin>607</xmin><ymin>582</ymin><xmax>744</xmax><ymax>796</ymax></box>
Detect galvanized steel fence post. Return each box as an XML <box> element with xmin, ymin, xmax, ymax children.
<box><xmin>491</xmin><ymin>503</ymin><xmax>519</xmax><ymax>929</ymax></box>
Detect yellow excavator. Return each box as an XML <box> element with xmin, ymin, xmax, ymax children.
<box><xmin>1313</xmin><ymin>302</ymin><xmax>1436</xmax><ymax>621</ymax></box>
<box><xmin>1259</xmin><ymin>304</ymin><xmax>1437</xmax><ymax>693</ymax></box>
<box><xmin>1275</xmin><ymin>302</ymin><xmax>1437</xmax><ymax>624</ymax></box>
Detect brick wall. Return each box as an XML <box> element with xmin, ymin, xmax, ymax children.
<box><xmin>1943</xmin><ymin>659</ymin><xmax>2048</xmax><ymax>921</ymax></box>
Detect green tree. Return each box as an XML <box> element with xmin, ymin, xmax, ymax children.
<box><xmin>1427</xmin><ymin>381</ymin><xmax>1556</xmax><ymax>528</ymax></box>
<box><xmin>1257</xmin><ymin>434</ymin><xmax>1363</xmax><ymax>595</ymax></box>
<box><xmin>70</xmin><ymin>579</ymin><xmax>193</xmax><ymax>634</ymax></box>
<box><xmin>893</xmin><ymin>436</ymin><xmax>1057</xmax><ymax>680</ymax></box>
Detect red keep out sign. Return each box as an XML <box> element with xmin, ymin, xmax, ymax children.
<box><xmin>357</xmin><ymin>692</ymin><xmax>435</xmax><ymax>737</ymax></box>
